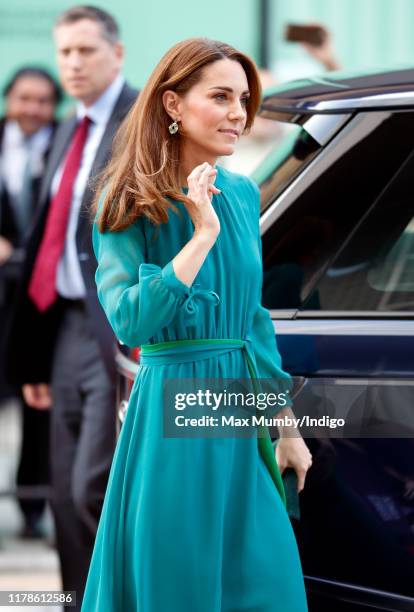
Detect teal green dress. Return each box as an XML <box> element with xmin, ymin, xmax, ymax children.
<box><xmin>81</xmin><ymin>166</ymin><xmax>308</xmax><ymax>611</ymax></box>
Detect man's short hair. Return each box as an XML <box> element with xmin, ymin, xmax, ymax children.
<box><xmin>3</xmin><ymin>67</ymin><xmax>62</xmax><ymax>104</ymax></box>
<box><xmin>55</xmin><ymin>5</ymin><xmax>120</xmax><ymax>45</ymax></box>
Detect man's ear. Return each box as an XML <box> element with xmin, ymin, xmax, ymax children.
<box><xmin>114</xmin><ymin>42</ymin><xmax>124</xmax><ymax>63</ymax></box>
<box><xmin>162</xmin><ymin>90</ymin><xmax>181</xmax><ymax>121</ymax></box>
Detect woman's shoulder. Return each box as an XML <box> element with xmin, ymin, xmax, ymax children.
<box><xmin>216</xmin><ymin>164</ymin><xmax>260</xmax><ymax>200</ymax></box>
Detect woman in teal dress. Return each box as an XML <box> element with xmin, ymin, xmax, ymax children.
<box><xmin>81</xmin><ymin>38</ymin><xmax>311</xmax><ymax>611</ymax></box>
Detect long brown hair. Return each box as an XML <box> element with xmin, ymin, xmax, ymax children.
<box><xmin>94</xmin><ymin>37</ymin><xmax>261</xmax><ymax>233</ymax></box>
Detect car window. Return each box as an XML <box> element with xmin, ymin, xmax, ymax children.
<box><xmin>261</xmin><ymin>111</ymin><xmax>414</xmax><ymax>311</ymax></box>
<box><xmin>303</xmin><ymin>144</ymin><xmax>414</xmax><ymax>312</ymax></box>
<box><xmin>252</xmin><ymin>125</ymin><xmax>320</xmax><ymax>213</ymax></box>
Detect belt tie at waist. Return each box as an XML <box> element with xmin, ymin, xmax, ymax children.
<box><xmin>140</xmin><ymin>338</ymin><xmax>287</xmax><ymax>507</ymax></box>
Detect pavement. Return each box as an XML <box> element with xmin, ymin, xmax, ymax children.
<box><xmin>0</xmin><ymin>400</ymin><xmax>63</xmax><ymax>612</ymax></box>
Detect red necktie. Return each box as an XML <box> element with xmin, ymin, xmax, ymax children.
<box><xmin>28</xmin><ymin>116</ymin><xmax>91</xmax><ymax>312</ymax></box>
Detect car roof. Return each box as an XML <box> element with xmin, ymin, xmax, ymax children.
<box><xmin>261</xmin><ymin>67</ymin><xmax>414</xmax><ymax>116</ymax></box>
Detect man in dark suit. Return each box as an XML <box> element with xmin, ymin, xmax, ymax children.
<box><xmin>6</xmin><ymin>6</ymin><xmax>137</xmax><ymax>609</ymax></box>
<box><xmin>0</xmin><ymin>67</ymin><xmax>61</xmax><ymax>537</ymax></box>
<box><xmin>0</xmin><ymin>68</ymin><xmax>61</xmax><ymax>255</ymax></box>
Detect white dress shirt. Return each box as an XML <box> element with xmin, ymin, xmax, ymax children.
<box><xmin>1</xmin><ymin>120</ymin><xmax>52</xmax><ymax>196</ymax></box>
<box><xmin>52</xmin><ymin>73</ymin><xmax>125</xmax><ymax>299</ymax></box>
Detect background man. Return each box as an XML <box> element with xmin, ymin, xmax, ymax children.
<box><xmin>6</xmin><ymin>7</ymin><xmax>137</xmax><ymax>609</ymax></box>
<box><xmin>0</xmin><ymin>66</ymin><xmax>61</xmax><ymax>537</ymax></box>
<box><xmin>0</xmin><ymin>67</ymin><xmax>61</xmax><ymax>258</ymax></box>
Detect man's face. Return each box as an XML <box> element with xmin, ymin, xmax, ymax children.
<box><xmin>6</xmin><ymin>76</ymin><xmax>56</xmax><ymax>136</ymax></box>
<box><xmin>54</xmin><ymin>19</ymin><xmax>123</xmax><ymax>106</ymax></box>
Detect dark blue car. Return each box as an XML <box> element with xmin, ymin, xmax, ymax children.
<box><xmin>254</xmin><ymin>67</ymin><xmax>414</xmax><ymax>611</ymax></box>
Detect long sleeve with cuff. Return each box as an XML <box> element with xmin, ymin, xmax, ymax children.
<box><xmin>93</xmin><ymin>218</ymin><xmax>195</xmax><ymax>347</ymax></box>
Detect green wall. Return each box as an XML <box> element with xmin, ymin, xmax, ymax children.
<box><xmin>1</xmin><ymin>0</ymin><xmax>414</xmax><ymax>114</ymax></box>
<box><xmin>0</xmin><ymin>0</ymin><xmax>258</xmax><ymax>113</ymax></box>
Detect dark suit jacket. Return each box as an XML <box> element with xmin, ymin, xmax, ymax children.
<box><xmin>0</xmin><ymin>117</ymin><xmax>57</xmax><ymax>247</ymax></box>
<box><xmin>6</xmin><ymin>82</ymin><xmax>138</xmax><ymax>386</ymax></box>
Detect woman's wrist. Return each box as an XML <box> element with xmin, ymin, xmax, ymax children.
<box><xmin>192</xmin><ymin>228</ymin><xmax>218</xmax><ymax>248</ymax></box>
<box><xmin>172</xmin><ymin>229</ymin><xmax>217</xmax><ymax>287</ymax></box>
<box><xmin>277</xmin><ymin>406</ymin><xmax>301</xmax><ymax>438</ymax></box>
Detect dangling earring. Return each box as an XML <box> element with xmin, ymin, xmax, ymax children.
<box><xmin>168</xmin><ymin>119</ymin><xmax>179</xmax><ymax>135</ymax></box>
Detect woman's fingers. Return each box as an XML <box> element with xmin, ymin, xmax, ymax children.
<box><xmin>198</xmin><ymin>166</ymin><xmax>216</xmax><ymax>182</ymax></box>
<box><xmin>188</xmin><ymin>162</ymin><xmax>213</xmax><ymax>186</ymax></box>
<box><xmin>275</xmin><ymin>449</ymin><xmax>287</xmax><ymax>475</ymax></box>
<box><xmin>198</xmin><ymin>167</ymin><xmax>217</xmax><ymax>197</ymax></box>
<box><xmin>296</xmin><ymin>468</ymin><xmax>307</xmax><ymax>493</ymax></box>
<box><xmin>275</xmin><ymin>437</ymin><xmax>313</xmax><ymax>493</ymax></box>
<box><xmin>209</xmin><ymin>185</ymin><xmax>221</xmax><ymax>194</ymax></box>
<box><xmin>184</xmin><ymin>162</ymin><xmax>221</xmax><ymax>237</ymax></box>
<box><xmin>188</xmin><ymin>161</ymin><xmax>209</xmax><ymax>181</ymax></box>
<box><xmin>188</xmin><ymin>164</ymin><xmax>217</xmax><ymax>199</ymax></box>
<box><xmin>296</xmin><ymin>455</ymin><xmax>313</xmax><ymax>492</ymax></box>
<box><xmin>187</xmin><ymin>162</ymin><xmax>218</xmax><ymax>187</ymax></box>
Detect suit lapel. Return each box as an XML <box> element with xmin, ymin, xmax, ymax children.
<box><xmin>75</xmin><ymin>84</ymin><xmax>137</xmax><ymax>250</ymax></box>
<box><xmin>32</xmin><ymin>121</ymin><xmax>58</xmax><ymax>217</ymax></box>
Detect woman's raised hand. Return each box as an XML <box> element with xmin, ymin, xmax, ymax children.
<box><xmin>186</xmin><ymin>162</ymin><xmax>221</xmax><ymax>240</ymax></box>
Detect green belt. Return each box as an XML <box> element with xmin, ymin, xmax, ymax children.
<box><xmin>140</xmin><ymin>338</ymin><xmax>287</xmax><ymax>508</ymax></box>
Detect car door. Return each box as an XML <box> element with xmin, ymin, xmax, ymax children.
<box><xmin>259</xmin><ymin>109</ymin><xmax>414</xmax><ymax>608</ymax></box>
